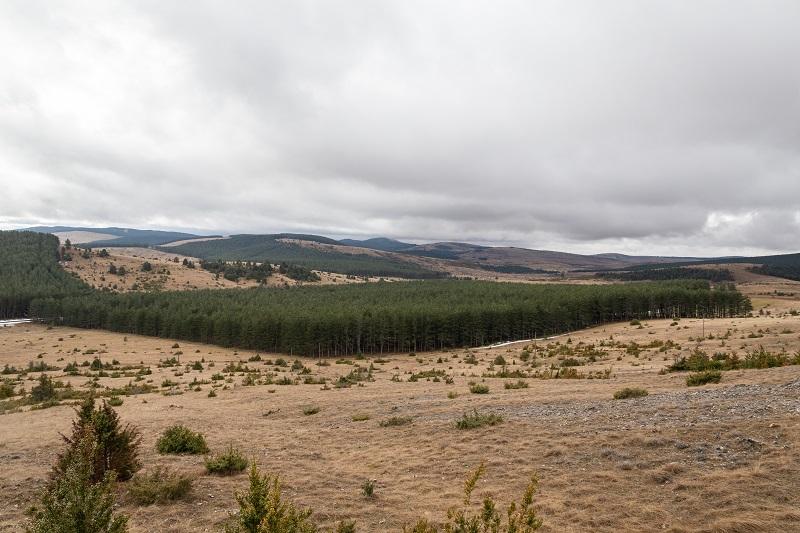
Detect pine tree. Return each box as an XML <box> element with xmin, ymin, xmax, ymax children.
<box><xmin>27</xmin><ymin>427</ymin><xmax>128</xmax><ymax>533</ymax></box>
<box><xmin>55</xmin><ymin>397</ymin><xmax>141</xmax><ymax>483</ymax></box>
<box><xmin>226</xmin><ymin>463</ymin><xmax>316</xmax><ymax>533</ymax></box>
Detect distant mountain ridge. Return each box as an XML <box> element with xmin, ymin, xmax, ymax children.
<box><xmin>22</xmin><ymin>225</ymin><xmax>800</xmax><ymax>282</ymax></box>
<box><xmin>338</xmin><ymin>237</ymin><xmax>414</xmax><ymax>252</ymax></box>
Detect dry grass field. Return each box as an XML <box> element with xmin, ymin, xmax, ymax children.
<box><xmin>1</xmin><ymin>277</ymin><xmax>799</xmax><ymax>532</ymax></box>
<box><xmin>63</xmin><ymin>247</ymin><xmax>384</xmax><ymax>292</ymax></box>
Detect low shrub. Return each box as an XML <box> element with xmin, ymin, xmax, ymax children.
<box><xmin>107</xmin><ymin>396</ymin><xmax>124</xmax><ymax>407</ymax></box>
<box><xmin>205</xmin><ymin>445</ymin><xmax>248</xmax><ymax>475</ymax></box>
<box><xmin>455</xmin><ymin>409</ymin><xmax>504</xmax><ymax>430</ymax></box>
<box><xmin>156</xmin><ymin>425</ymin><xmax>209</xmax><ymax>455</ymax></box>
<box><xmin>0</xmin><ymin>379</ymin><xmax>15</xmax><ymax>399</ymax></box>
<box><xmin>351</xmin><ymin>413</ymin><xmax>370</xmax><ymax>422</ymax></box>
<box><xmin>302</xmin><ymin>405</ymin><xmax>320</xmax><ymax>416</ymax></box>
<box><xmin>504</xmin><ymin>380</ymin><xmax>528</xmax><ymax>390</ymax></box>
<box><xmin>379</xmin><ymin>416</ymin><xmax>413</xmax><ymax>427</ymax></box>
<box><xmin>686</xmin><ymin>370</ymin><xmax>722</xmax><ymax>387</ymax></box>
<box><xmin>613</xmin><ymin>387</ymin><xmax>648</xmax><ymax>400</ymax></box>
<box><xmin>225</xmin><ymin>463</ymin><xmax>315</xmax><ymax>533</ymax></box>
<box><xmin>30</xmin><ymin>375</ymin><xmax>57</xmax><ymax>402</ymax></box>
<box><xmin>361</xmin><ymin>479</ymin><xmax>375</xmax><ymax>498</ymax></box>
<box><xmin>469</xmin><ymin>383</ymin><xmax>489</xmax><ymax>394</ymax></box>
<box><xmin>129</xmin><ymin>467</ymin><xmax>193</xmax><ymax>505</ymax></box>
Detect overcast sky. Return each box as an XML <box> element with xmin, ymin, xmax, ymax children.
<box><xmin>1</xmin><ymin>1</ymin><xmax>799</xmax><ymax>256</ymax></box>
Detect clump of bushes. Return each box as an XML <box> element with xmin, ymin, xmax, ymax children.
<box><xmin>128</xmin><ymin>467</ymin><xmax>193</xmax><ymax>505</ymax></box>
<box><xmin>156</xmin><ymin>425</ymin><xmax>209</xmax><ymax>455</ymax></box>
<box><xmin>686</xmin><ymin>370</ymin><xmax>722</xmax><ymax>387</ymax></box>
<box><xmin>504</xmin><ymin>380</ymin><xmax>528</xmax><ymax>390</ymax></box>
<box><xmin>613</xmin><ymin>387</ymin><xmax>648</xmax><ymax>400</ymax></box>
<box><xmin>469</xmin><ymin>383</ymin><xmax>489</xmax><ymax>394</ymax></box>
<box><xmin>205</xmin><ymin>445</ymin><xmax>248</xmax><ymax>475</ymax></box>
<box><xmin>455</xmin><ymin>409</ymin><xmax>504</xmax><ymax>430</ymax></box>
<box><xmin>668</xmin><ymin>347</ymin><xmax>799</xmax><ymax>373</ymax></box>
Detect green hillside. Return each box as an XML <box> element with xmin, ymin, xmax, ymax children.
<box><xmin>164</xmin><ymin>234</ymin><xmax>445</xmax><ymax>278</ymax></box>
<box><xmin>625</xmin><ymin>253</ymin><xmax>800</xmax><ymax>282</ymax></box>
<box><xmin>0</xmin><ymin>231</ymin><xmax>91</xmax><ymax>318</ymax></box>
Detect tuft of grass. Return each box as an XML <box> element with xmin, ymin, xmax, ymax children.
<box><xmin>469</xmin><ymin>383</ymin><xmax>489</xmax><ymax>394</ymax></box>
<box><xmin>455</xmin><ymin>409</ymin><xmax>504</xmax><ymax>430</ymax></box>
<box><xmin>156</xmin><ymin>425</ymin><xmax>209</xmax><ymax>455</ymax></box>
<box><xmin>447</xmin><ymin>391</ymin><xmax>459</xmax><ymax>399</ymax></box>
<box><xmin>686</xmin><ymin>370</ymin><xmax>722</xmax><ymax>387</ymax></box>
<box><xmin>504</xmin><ymin>380</ymin><xmax>528</xmax><ymax>390</ymax></box>
<box><xmin>379</xmin><ymin>416</ymin><xmax>413</xmax><ymax>427</ymax></box>
<box><xmin>351</xmin><ymin>413</ymin><xmax>370</xmax><ymax>422</ymax></box>
<box><xmin>336</xmin><ymin>521</ymin><xmax>357</xmax><ymax>533</ymax></box>
<box><xmin>107</xmin><ymin>396</ymin><xmax>124</xmax><ymax>407</ymax></box>
<box><xmin>613</xmin><ymin>387</ymin><xmax>648</xmax><ymax>400</ymax></box>
<box><xmin>205</xmin><ymin>445</ymin><xmax>248</xmax><ymax>475</ymax></box>
<box><xmin>128</xmin><ymin>467</ymin><xmax>193</xmax><ymax>505</ymax></box>
<box><xmin>302</xmin><ymin>405</ymin><xmax>321</xmax><ymax>416</ymax></box>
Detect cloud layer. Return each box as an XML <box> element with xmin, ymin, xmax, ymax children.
<box><xmin>1</xmin><ymin>1</ymin><xmax>799</xmax><ymax>256</ymax></box>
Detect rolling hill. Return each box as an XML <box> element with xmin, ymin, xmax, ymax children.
<box><xmin>163</xmin><ymin>234</ymin><xmax>445</xmax><ymax>278</ymax></box>
<box><xmin>24</xmin><ymin>226</ymin><xmax>211</xmax><ymax>247</ymax></box>
<box><xmin>25</xmin><ymin>225</ymin><xmax>800</xmax><ymax>283</ymax></box>
<box><xmin>622</xmin><ymin>253</ymin><xmax>800</xmax><ymax>282</ymax></box>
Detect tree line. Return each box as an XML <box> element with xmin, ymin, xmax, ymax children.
<box><xmin>0</xmin><ymin>231</ymin><xmax>90</xmax><ymax>318</ymax></box>
<box><xmin>31</xmin><ymin>279</ymin><xmax>751</xmax><ymax>356</ymax></box>
<box><xmin>597</xmin><ymin>267</ymin><xmax>734</xmax><ymax>283</ymax></box>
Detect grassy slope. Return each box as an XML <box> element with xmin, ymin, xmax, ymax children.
<box><xmin>164</xmin><ymin>234</ymin><xmax>444</xmax><ymax>278</ymax></box>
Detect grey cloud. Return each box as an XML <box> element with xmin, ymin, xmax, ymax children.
<box><xmin>1</xmin><ymin>1</ymin><xmax>799</xmax><ymax>256</ymax></box>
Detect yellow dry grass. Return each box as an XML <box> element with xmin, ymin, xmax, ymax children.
<box><xmin>63</xmin><ymin>247</ymin><xmax>378</xmax><ymax>292</ymax></box>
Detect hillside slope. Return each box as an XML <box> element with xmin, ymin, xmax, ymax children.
<box><xmin>25</xmin><ymin>226</ymin><xmax>210</xmax><ymax>247</ymax></box>
<box><xmin>164</xmin><ymin>234</ymin><xmax>445</xmax><ymax>278</ymax></box>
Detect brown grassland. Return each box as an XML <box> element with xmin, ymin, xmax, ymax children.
<box><xmin>1</xmin><ymin>274</ymin><xmax>799</xmax><ymax>531</ymax></box>
<box><xmin>64</xmin><ymin>247</ymin><xmax>384</xmax><ymax>292</ymax></box>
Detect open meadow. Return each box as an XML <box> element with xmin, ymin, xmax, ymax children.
<box><xmin>2</xmin><ymin>276</ymin><xmax>799</xmax><ymax>532</ymax></box>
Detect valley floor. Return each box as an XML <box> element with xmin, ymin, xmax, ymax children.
<box><xmin>1</xmin><ymin>279</ymin><xmax>799</xmax><ymax>532</ymax></box>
